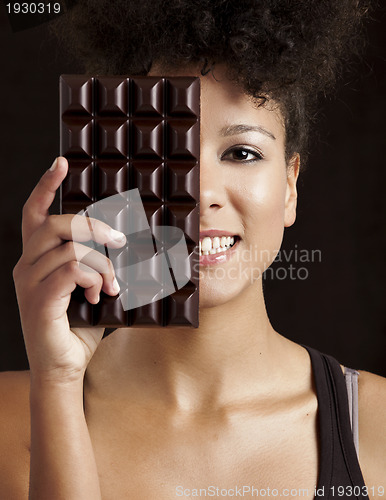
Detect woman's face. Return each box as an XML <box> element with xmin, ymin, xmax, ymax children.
<box><xmin>149</xmin><ymin>64</ymin><xmax>300</xmax><ymax>309</ymax></box>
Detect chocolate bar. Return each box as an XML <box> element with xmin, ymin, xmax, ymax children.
<box><xmin>60</xmin><ymin>75</ymin><xmax>200</xmax><ymax>328</ymax></box>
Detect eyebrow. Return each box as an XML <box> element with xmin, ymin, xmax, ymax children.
<box><xmin>220</xmin><ymin>124</ymin><xmax>276</xmax><ymax>141</ymax></box>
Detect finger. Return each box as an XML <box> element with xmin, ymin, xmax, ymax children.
<box><xmin>22</xmin><ymin>157</ymin><xmax>68</xmax><ymax>247</ymax></box>
<box><xmin>28</xmin><ymin>241</ymin><xmax>120</xmax><ymax>296</ymax></box>
<box><xmin>22</xmin><ymin>213</ymin><xmax>126</xmax><ymax>266</ymax></box>
<box><xmin>79</xmin><ymin>263</ymin><xmax>103</xmax><ymax>305</ymax></box>
<box><xmin>41</xmin><ymin>260</ymin><xmax>103</xmax><ymax>305</ymax></box>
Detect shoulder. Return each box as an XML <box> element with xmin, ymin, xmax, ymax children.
<box><xmin>0</xmin><ymin>367</ymin><xmax>31</xmax><ymax>389</ymax></box>
<box><xmin>0</xmin><ymin>369</ymin><xmax>31</xmax><ymax>418</ymax></box>
<box><xmin>0</xmin><ymin>368</ymin><xmax>30</xmax><ymax>418</ymax></box>
<box><xmin>0</xmin><ymin>370</ymin><xmax>31</xmax><ymax>497</ymax></box>
<box><xmin>0</xmin><ymin>369</ymin><xmax>31</xmax><ymax>445</ymax></box>
<box><xmin>357</xmin><ymin>370</ymin><xmax>386</xmax><ymax>495</ymax></box>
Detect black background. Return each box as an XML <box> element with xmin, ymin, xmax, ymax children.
<box><xmin>0</xmin><ymin>3</ymin><xmax>385</xmax><ymax>375</ymax></box>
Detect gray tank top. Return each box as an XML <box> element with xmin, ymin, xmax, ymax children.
<box><xmin>344</xmin><ymin>367</ymin><xmax>360</xmax><ymax>454</ymax></box>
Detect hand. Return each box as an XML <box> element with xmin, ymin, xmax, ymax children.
<box><xmin>13</xmin><ymin>157</ymin><xmax>126</xmax><ymax>383</ymax></box>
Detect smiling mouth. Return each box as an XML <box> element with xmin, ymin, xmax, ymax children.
<box><xmin>198</xmin><ymin>235</ymin><xmax>240</xmax><ymax>256</ymax></box>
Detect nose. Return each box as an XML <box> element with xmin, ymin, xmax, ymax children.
<box><xmin>199</xmin><ymin>149</ymin><xmax>227</xmax><ymax>217</ymax></box>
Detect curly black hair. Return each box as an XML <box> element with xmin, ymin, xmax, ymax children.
<box><xmin>51</xmin><ymin>0</ymin><xmax>372</xmax><ymax>168</ymax></box>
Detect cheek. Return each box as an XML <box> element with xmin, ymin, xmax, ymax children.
<box><xmin>236</xmin><ymin>167</ymin><xmax>288</xmax><ymax>261</ymax></box>
<box><xmin>241</xmin><ymin>167</ymin><xmax>287</xmax><ymax>225</ymax></box>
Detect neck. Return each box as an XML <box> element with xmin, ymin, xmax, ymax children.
<box><xmin>84</xmin><ymin>280</ymin><xmax>301</xmax><ymax>412</ymax></box>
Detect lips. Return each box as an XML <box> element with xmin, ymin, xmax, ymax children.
<box><xmin>199</xmin><ymin>229</ymin><xmax>240</xmax><ymax>239</ymax></box>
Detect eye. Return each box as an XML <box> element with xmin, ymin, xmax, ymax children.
<box><xmin>221</xmin><ymin>146</ymin><xmax>264</xmax><ymax>163</ymax></box>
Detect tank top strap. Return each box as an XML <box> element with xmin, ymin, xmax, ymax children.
<box><xmin>301</xmin><ymin>345</ymin><xmax>369</xmax><ymax>499</ymax></box>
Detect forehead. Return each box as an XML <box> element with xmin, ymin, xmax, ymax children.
<box><xmin>149</xmin><ymin>63</ymin><xmax>285</xmax><ymax>141</ymax></box>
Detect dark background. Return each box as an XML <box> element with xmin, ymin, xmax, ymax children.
<box><xmin>0</xmin><ymin>3</ymin><xmax>385</xmax><ymax>375</ymax></box>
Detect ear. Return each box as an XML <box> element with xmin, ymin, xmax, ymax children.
<box><xmin>284</xmin><ymin>153</ymin><xmax>300</xmax><ymax>228</ymax></box>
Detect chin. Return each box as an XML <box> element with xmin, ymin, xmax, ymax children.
<box><xmin>199</xmin><ymin>294</ymin><xmax>228</xmax><ymax>309</ymax></box>
<box><xmin>198</xmin><ymin>275</ymin><xmax>251</xmax><ymax>309</ymax></box>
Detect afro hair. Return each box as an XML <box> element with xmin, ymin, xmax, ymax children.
<box><xmin>51</xmin><ymin>0</ymin><xmax>372</xmax><ymax>167</ymax></box>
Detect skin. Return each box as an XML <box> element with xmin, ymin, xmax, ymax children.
<box><xmin>0</xmin><ymin>64</ymin><xmax>385</xmax><ymax>499</ymax></box>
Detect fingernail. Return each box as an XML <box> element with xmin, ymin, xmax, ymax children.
<box><xmin>110</xmin><ymin>229</ymin><xmax>126</xmax><ymax>243</ymax></box>
<box><xmin>112</xmin><ymin>278</ymin><xmax>120</xmax><ymax>294</ymax></box>
<box><xmin>49</xmin><ymin>158</ymin><xmax>58</xmax><ymax>172</ymax></box>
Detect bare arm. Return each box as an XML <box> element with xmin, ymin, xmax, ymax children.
<box><xmin>358</xmin><ymin>370</ymin><xmax>386</xmax><ymax>500</ymax></box>
<box><xmin>29</xmin><ymin>376</ymin><xmax>100</xmax><ymax>500</ymax></box>
<box><xmin>12</xmin><ymin>157</ymin><xmax>126</xmax><ymax>498</ymax></box>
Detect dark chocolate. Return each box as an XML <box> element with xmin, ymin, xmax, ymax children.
<box><xmin>60</xmin><ymin>75</ymin><xmax>200</xmax><ymax>329</ymax></box>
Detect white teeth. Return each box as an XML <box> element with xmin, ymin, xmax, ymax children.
<box><xmin>201</xmin><ymin>237</ymin><xmax>212</xmax><ymax>252</ymax></box>
<box><xmin>198</xmin><ymin>235</ymin><xmax>238</xmax><ymax>256</ymax></box>
<box><xmin>212</xmin><ymin>236</ymin><xmax>220</xmax><ymax>249</ymax></box>
<box><xmin>200</xmin><ymin>235</ymin><xmax>236</xmax><ymax>252</ymax></box>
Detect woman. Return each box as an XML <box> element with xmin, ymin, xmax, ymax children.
<box><xmin>2</xmin><ymin>0</ymin><xmax>385</xmax><ymax>498</ymax></box>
